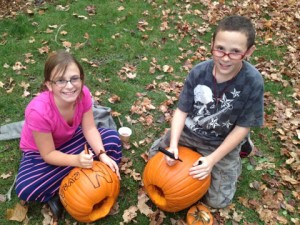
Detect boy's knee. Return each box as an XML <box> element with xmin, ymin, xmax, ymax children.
<box><xmin>202</xmin><ymin>187</ymin><xmax>234</xmax><ymax>209</ymax></box>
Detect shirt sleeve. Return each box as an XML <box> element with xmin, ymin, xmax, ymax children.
<box><xmin>236</xmin><ymin>74</ymin><xmax>264</xmax><ymax>127</ymax></box>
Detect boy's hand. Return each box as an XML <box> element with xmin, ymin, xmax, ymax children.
<box><xmin>189</xmin><ymin>156</ymin><xmax>212</xmax><ymax>180</ymax></box>
<box><xmin>99</xmin><ymin>154</ymin><xmax>121</xmax><ymax>180</ymax></box>
<box><xmin>78</xmin><ymin>150</ymin><xmax>93</xmax><ymax>168</ymax></box>
<box><xmin>165</xmin><ymin>147</ymin><xmax>179</xmax><ymax>166</ymax></box>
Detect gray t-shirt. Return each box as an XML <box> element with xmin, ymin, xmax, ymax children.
<box><xmin>178</xmin><ymin>60</ymin><xmax>264</xmax><ymax>144</ymax></box>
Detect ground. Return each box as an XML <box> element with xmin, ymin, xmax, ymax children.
<box><xmin>0</xmin><ymin>0</ymin><xmax>54</xmax><ymax>18</ymax></box>
<box><xmin>0</xmin><ymin>0</ymin><xmax>29</xmax><ymax>18</ymax></box>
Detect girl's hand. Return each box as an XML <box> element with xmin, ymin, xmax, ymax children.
<box><xmin>165</xmin><ymin>147</ymin><xmax>179</xmax><ymax>166</ymax></box>
<box><xmin>189</xmin><ymin>156</ymin><xmax>213</xmax><ymax>180</ymax></box>
<box><xmin>99</xmin><ymin>154</ymin><xmax>121</xmax><ymax>180</ymax></box>
<box><xmin>78</xmin><ymin>150</ymin><xmax>94</xmax><ymax>168</ymax></box>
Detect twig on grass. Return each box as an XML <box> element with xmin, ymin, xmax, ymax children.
<box><xmin>6</xmin><ymin>175</ymin><xmax>17</xmax><ymax>201</ymax></box>
<box><xmin>54</xmin><ymin>24</ymin><xmax>66</xmax><ymax>45</ymax></box>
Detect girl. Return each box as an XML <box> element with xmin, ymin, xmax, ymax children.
<box><xmin>15</xmin><ymin>50</ymin><xmax>122</xmax><ymax>220</ymax></box>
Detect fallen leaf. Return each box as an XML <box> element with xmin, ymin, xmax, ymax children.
<box><xmin>6</xmin><ymin>203</ymin><xmax>28</xmax><ymax>222</ymax></box>
<box><xmin>137</xmin><ymin>188</ymin><xmax>154</xmax><ymax>216</ymax></box>
<box><xmin>118</xmin><ymin>6</ymin><xmax>125</xmax><ymax>11</ymax></box>
<box><xmin>108</xmin><ymin>94</ymin><xmax>120</xmax><ymax>104</ymax></box>
<box><xmin>122</xmin><ymin>205</ymin><xmax>138</xmax><ymax>223</ymax></box>
<box><xmin>0</xmin><ymin>194</ymin><xmax>6</xmax><ymax>202</ymax></box>
<box><xmin>0</xmin><ymin>172</ymin><xmax>12</xmax><ymax>179</ymax></box>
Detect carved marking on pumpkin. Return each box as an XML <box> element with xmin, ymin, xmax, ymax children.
<box><xmin>60</xmin><ymin>172</ymin><xmax>80</xmax><ymax>198</ymax></box>
<box><xmin>81</xmin><ymin>163</ymin><xmax>114</xmax><ymax>189</ymax></box>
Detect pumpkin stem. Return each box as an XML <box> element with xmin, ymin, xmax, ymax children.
<box><xmin>189</xmin><ymin>205</ymin><xmax>211</xmax><ymax>225</ymax></box>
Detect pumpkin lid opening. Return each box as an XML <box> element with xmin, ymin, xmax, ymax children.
<box><xmin>147</xmin><ymin>185</ymin><xmax>167</xmax><ymax>207</ymax></box>
<box><xmin>89</xmin><ymin>197</ymin><xmax>114</xmax><ymax>221</ymax></box>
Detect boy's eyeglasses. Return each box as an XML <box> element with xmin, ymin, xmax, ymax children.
<box><xmin>211</xmin><ymin>49</ymin><xmax>248</xmax><ymax>60</ymax></box>
<box><xmin>211</xmin><ymin>47</ymin><xmax>249</xmax><ymax>60</ymax></box>
<box><xmin>51</xmin><ymin>77</ymin><xmax>82</xmax><ymax>88</ymax></box>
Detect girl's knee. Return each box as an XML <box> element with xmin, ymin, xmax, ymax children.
<box><xmin>100</xmin><ymin>128</ymin><xmax>121</xmax><ymax>143</ymax></box>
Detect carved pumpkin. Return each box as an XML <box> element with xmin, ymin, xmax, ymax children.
<box><xmin>59</xmin><ymin>161</ymin><xmax>120</xmax><ymax>223</ymax></box>
<box><xmin>143</xmin><ymin>146</ymin><xmax>211</xmax><ymax>212</ymax></box>
<box><xmin>186</xmin><ymin>204</ymin><xmax>213</xmax><ymax>225</ymax></box>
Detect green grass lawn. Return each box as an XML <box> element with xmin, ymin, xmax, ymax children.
<box><xmin>0</xmin><ymin>0</ymin><xmax>299</xmax><ymax>224</ymax></box>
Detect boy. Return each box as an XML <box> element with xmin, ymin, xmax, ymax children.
<box><xmin>148</xmin><ymin>15</ymin><xmax>264</xmax><ymax>208</ymax></box>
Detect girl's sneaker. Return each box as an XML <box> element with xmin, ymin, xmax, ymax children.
<box><xmin>48</xmin><ymin>195</ymin><xmax>64</xmax><ymax>222</ymax></box>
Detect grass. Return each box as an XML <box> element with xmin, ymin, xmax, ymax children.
<box><xmin>0</xmin><ymin>0</ymin><xmax>298</xmax><ymax>224</ymax></box>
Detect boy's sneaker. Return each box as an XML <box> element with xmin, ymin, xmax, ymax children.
<box><xmin>240</xmin><ymin>137</ymin><xmax>254</xmax><ymax>158</ymax></box>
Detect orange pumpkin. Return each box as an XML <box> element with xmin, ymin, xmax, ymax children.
<box><xmin>186</xmin><ymin>204</ymin><xmax>213</xmax><ymax>225</ymax></box>
<box><xmin>59</xmin><ymin>161</ymin><xmax>120</xmax><ymax>223</ymax></box>
<box><xmin>143</xmin><ymin>146</ymin><xmax>211</xmax><ymax>212</ymax></box>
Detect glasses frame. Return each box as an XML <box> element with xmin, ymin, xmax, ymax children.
<box><xmin>211</xmin><ymin>44</ymin><xmax>249</xmax><ymax>60</ymax></box>
<box><xmin>50</xmin><ymin>77</ymin><xmax>82</xmax><ymax>88</ymax></box>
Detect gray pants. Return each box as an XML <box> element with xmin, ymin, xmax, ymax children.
<box><xmin>148</xmin><ymin>129</ymin><xmax>242</xmax><ymax>209</ymax></box>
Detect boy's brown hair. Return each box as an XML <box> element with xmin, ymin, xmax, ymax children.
<box><xmin>213</xmin><ymin>15</ymin><xmax>255</xmax><ymax>49</ymax></box>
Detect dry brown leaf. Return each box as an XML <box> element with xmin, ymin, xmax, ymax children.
<box><xmin>122</xmin><ymin>205</ymin><xmax>138</xmax><ymax>223</ymax></box>
<box><xmin>118</xmin><ymin>6</ymin><xmax>125</xmax><ymax>11</ymax></box>
<box><xmin>85</xmin><ymin>5</ymin><xmax>96</xmax><ymax>15</ymax></box>
<box><xmin>6</xmin><ymin>203</ymin><xmax>28</xmax><ymax>222</ymax></box>
<box><xmin>38</xmin><ymin>46</ymin><xmax>50</xmax><ymax>54</ymax></box>
<box><xmin>41</xmin><ymin>204</ymin><xmax>53</xmax><ymax>225</ymax></box>
<box><xmin>60</xmin><ymin>30</ymin><xmax>67</xmax><ymax>35</ymax></box>
<box><xmin>108</xmin><ymin>94</ymin><xmax>120</xmax><ymax>104</ymax></box>
<box><xmin>137</xmin><ymin>188</ymin><xmax>154</xmax><ymax>216</ymax></box>
<box><xmin>62</xmin><ymin>41</ymin><xmax>72</xmax><ymax>48</ymax></box>
<box><xmin>130</xmin><ymin>169</ymin><xmax>141</xmax><ymax>181</ymax></box>
<box><xmin>149</xmin><ymin>210</ymin><xmax>166</xmax><ymax>225</ymax></box>
<box><xmin>140</xmin><ymin>152</ymin><xmax>149</xmax><ymax>162</ymax></box>
<box><xmin>0</xmin><ymin>172</ymin><xmax>12</xmax><ymax>179</ymax></box>
<box><xmin>0</xmin><ymin>194</ymin><xmax>6</xmax><ymax>202</ymax></box>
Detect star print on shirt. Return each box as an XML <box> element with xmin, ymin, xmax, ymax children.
<box><xmin>220</xmin><ymin>94</ymin><xmax>233</xmax><ymax>108</ymax></box>
<box><xmin>208</xmin><ymin>117</ymin><xmax>220</xmax><ymax>129</ymax></box>
<box><xmin>222</xmin><ymin>120</ymin><xmax>233</xmax><ymax>129</ymax></box>
<box><xmin>231</xmin><ymin>88</ymin><xmax>240</xmax><ymax>98</ymax></box>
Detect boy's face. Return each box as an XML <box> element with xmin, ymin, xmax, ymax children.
<box><xmin>212</xmin><ymin>31</ymin><xmax>255</xmax><ymax>78</ymax></box>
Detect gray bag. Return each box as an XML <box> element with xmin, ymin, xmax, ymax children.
<box><xmin>92</xmin><ymin>104</ymin><xmax>117</xmax><ymax>130</ymax></box>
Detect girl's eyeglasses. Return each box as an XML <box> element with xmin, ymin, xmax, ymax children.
<box><xmin>51</xmin><ymin>77</ymin><xmax>82</xmax><ymax>88</ymax></box>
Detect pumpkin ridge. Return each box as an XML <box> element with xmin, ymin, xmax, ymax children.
<box><xmin>61</xmin><ymin>170</ymin><xmax>94</xmax><ymax>213</ymax></box>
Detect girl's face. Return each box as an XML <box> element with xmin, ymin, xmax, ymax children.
<box><xmin>212</xmin><ymin>31</ymin><xmax>255</xmax><ymax>78</ymax></box>
<box><xmin>46</xmin><ymin>62</ymin><xmax>83</xmax><ymax>106</ymax></box>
